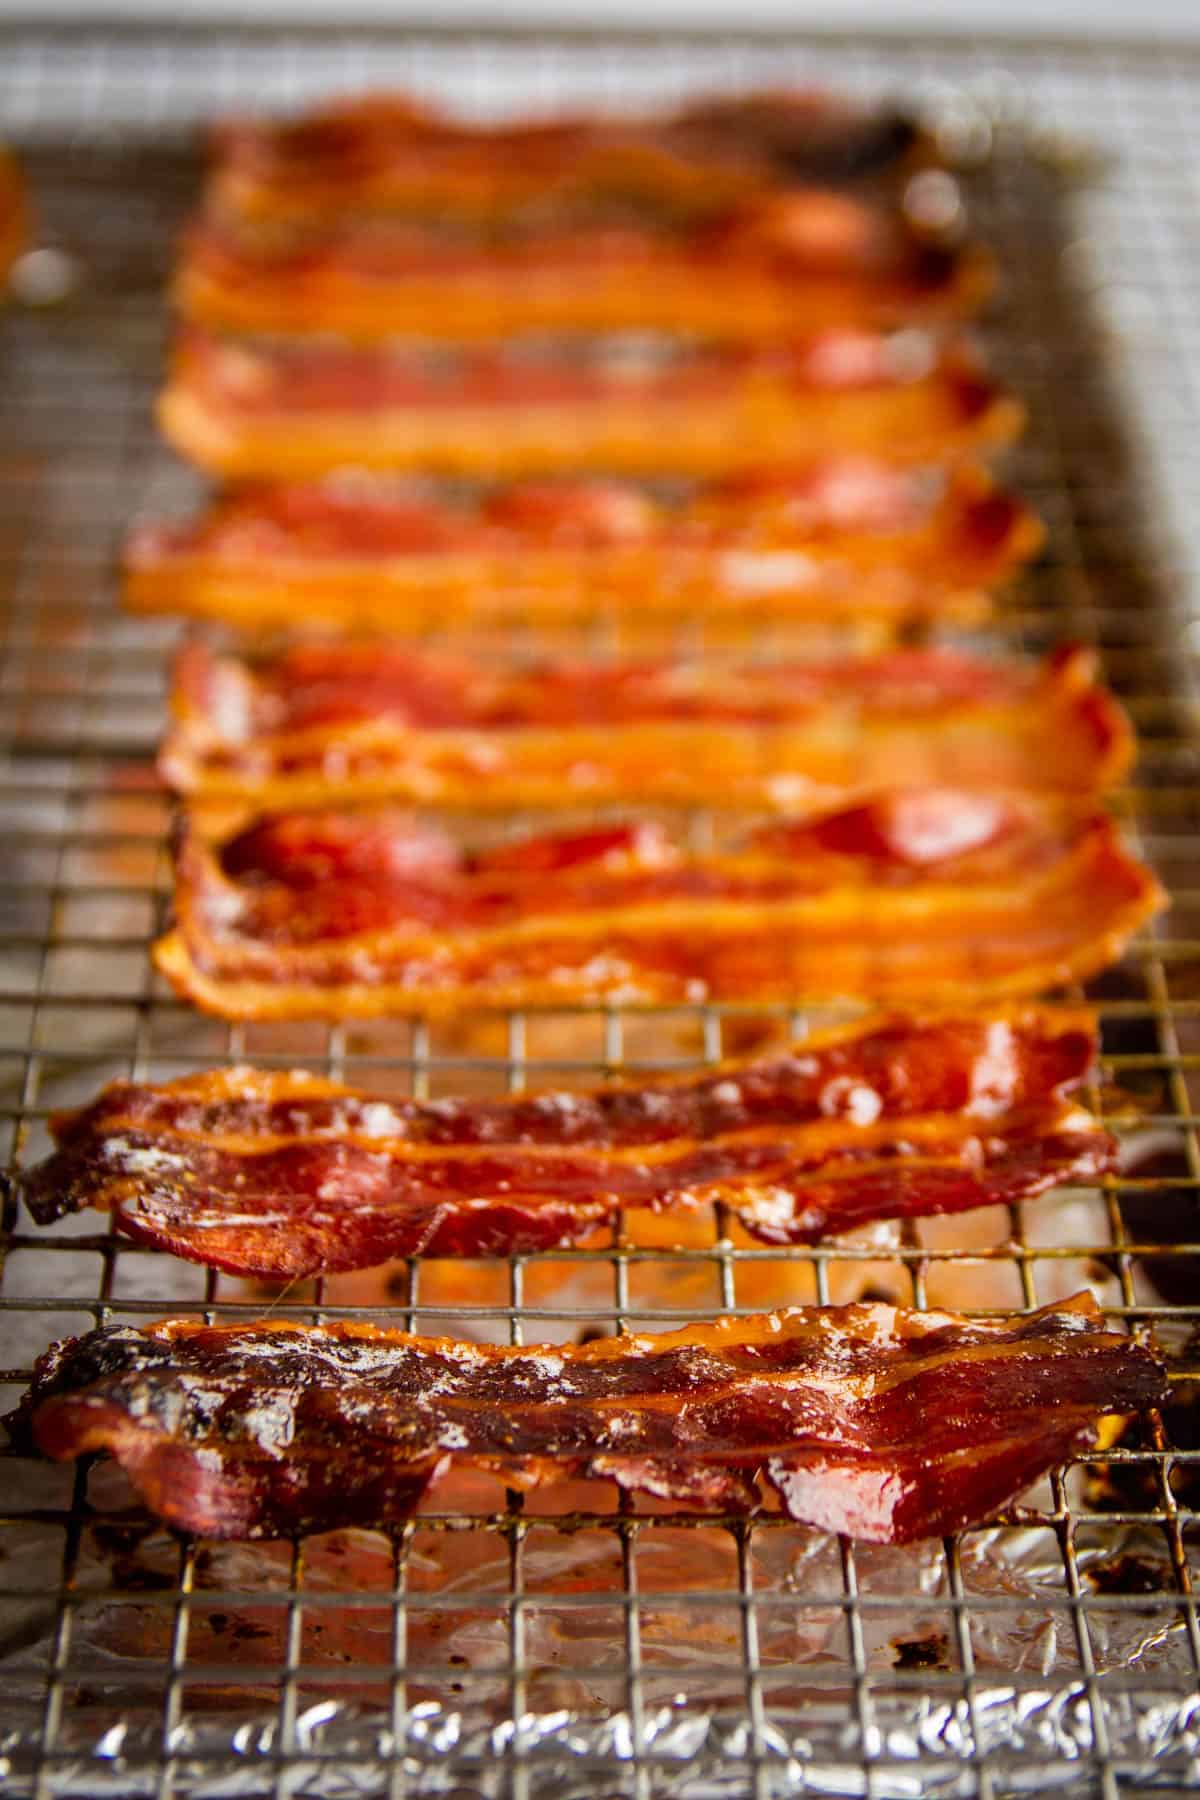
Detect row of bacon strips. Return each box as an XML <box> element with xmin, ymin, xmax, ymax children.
<box><xmin>132</xmin><ymin>92</ymin><xmax>1036</xmax><ymax>638</ymax></box>
<box><xmin>12</xmin><ymin>89</ymin><xmax>1169</xmax><ymax>1545</ymax></box>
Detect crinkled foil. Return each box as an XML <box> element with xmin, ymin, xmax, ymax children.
<box><xmin>2</xmin><ymin>1500</ymin><xmax>1198</xmax><ymax>1797</ymax></box>
<box><xmin>0</xmin><ymin>1695</ymin><xmax>1199</xmax><ymax>1800</ymax></box>
<box><xmin>2</xmin><ymin>1691</ymin><xmax>1200</xmax><ymax>1797</ymax></box>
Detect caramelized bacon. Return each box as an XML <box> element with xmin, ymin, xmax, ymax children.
<box><xmin>10</xmin><ymin>1296</ymin><xmax>1165</xmax><ymax>1542</ymax></box>
<box><xmin>13</xmin><ymin>1011</ymin><xmax>1114</xmax><ymax>1276</ymax></box>
<box><xmin>0</xmin><ymin>145</ymin><xmax>25</xmax><ymax>289</ymax></box>
<box><xmin>158</xmin><ymin>330</ymin><xmax>1022</xmax><ymax>480</ymax></box>
<box><xmin>207</xmin><ymin>90</ymin><xmax>930</xmax><ymax>233</ymax></box>
<box><xmin>159</xmin><ymin>643</ymin><xmax>1131</xmax><ymax>812</ymax></box>
<box><xmin>124</xmin><ymin>461</ymin><xmax>1041</xmax><ymax>635</ymax></box>
<box><xmin>153</xmin><ymin>794</ymin><xmax>1164</xmax><ymax>1019</ymax></box>
<box><xmin>175</xmin><ymin>200</ymin><xmax>990</xmax><ymax>343</ymax></box>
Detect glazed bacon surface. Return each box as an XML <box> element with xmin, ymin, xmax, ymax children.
<box><xmin>0</xmin><ymin>145</ymin><xmax>25</xmax><ymax>289</ymax></box>
<box><xmin>160</xmin><ymin>643</ymin><xmax>1132</xmax><ymax>812</ymax></box>
<box><xmin>207</xmin><ymin>90</ymin><xmax>930</xmax><ymax>232</ymax></box>
<box><xmin>13</xmin><ymin>1011</ymin><xmax>1114</xmax><ymax>1276</ymax></box>
<box><xmin>176</xmin><ymin>198</ymin><xmax>989</xmax><ymax>343</ymax></box>
<box><xmin>124</xmin><ymin>461</ymin><xmax>1040</xmax><ymax>635</ymax></box>
<box><xmin>159</xmin><ymin>330</ymin><xmax>1022</xmax><ymax>480</ymax></box>
<box><xmin>11</xmin><ymin>1296</ymin><xmax>1165</xmax><ymax>1542</ymax></box>
<box><xmin>153</xmin><ymin>793</ymin><xmax>1164</xmax><ymax>1019</ymax></box>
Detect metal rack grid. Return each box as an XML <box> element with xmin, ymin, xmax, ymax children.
<box><xmin>2</xmin><ymin>26</ymin><xmax>1200</xmax><ymax>1800</ymax></box>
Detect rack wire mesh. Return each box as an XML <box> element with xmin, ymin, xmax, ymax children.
<box><xmin>2</xmin><ymin>23</ymin><xmax>1200</xmax><ymax>1800</ymax></box>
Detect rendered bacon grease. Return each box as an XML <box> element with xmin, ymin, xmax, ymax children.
<box><xmin>123</xmin><ymin>461</ymin><xmax>1041</xmax><ymax>635</ymax></box>
<box><xmin>13</xmin><ymin>1010</ymin><xmax>1113</xmax><ymax>1277</ymax></box>
<box><xmin>159</xmin><ymin>643</ymin><xmax>1130</xmax><ymax>814</ymax></box>
<box><xmin>9</xmin><ymin>1296</ymin><xmax>1164</xmax><ymax>1542</ymax></box>
<box><xmin>153</xmin><ymin>795</ymin><xmax>1163</xmax><ymax>1020</ymax></box>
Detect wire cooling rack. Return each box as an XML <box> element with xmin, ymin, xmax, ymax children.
<box><xmin>3</xmin><ymin>24</ymin><xmax>1200</xmax><ymax>1800</ymax></box>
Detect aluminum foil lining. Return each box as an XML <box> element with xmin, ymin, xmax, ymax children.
<box><xmin>2</xmin><ymin>1498</ymin><xmax>1198</xmax><ymax>1798</ymax></box>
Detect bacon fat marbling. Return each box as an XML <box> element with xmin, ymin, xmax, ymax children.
<box><xmin>9</xmin><ymin>1296</ymin><xmax>1165</xmax><ymax>1542</ymax></box>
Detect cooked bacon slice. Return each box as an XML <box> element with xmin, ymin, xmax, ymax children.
<box><xmin>12</xmin><ymin>1010</ymin><xmax>1114</xmax><ymax>1276</ymax></box>
<box><xmin>159</xmin><ymin>643</ymin><xmax>1131</xmax><ymax>813</ymax></box>
<box><xmin>10</xmin><ymin>1295</ymin><xmax>1165</xmax><ymax>1542</ymax></box>
<box><xmin>207</xmin><ymin>90</ymin><xmax>930</xmax><ymax>233</ymax></box>
<box><xmin>158</xmin><ymin>330</ymin><xmax>1021</xmax><ymax>480</ymax></box>
<box><xmin>152</xmin><ymin>793</ymin><xmax>1164</xmax><ymax>1019</ymax></box>
<box><xmin>175</xmin><ymin>199</ymin><xmax>990</xmax><ymax>343</ymax></box>
<box><xmin>124</xmin><ymin>461</ymin><xmax>1041</xmax><ymax>635</ymax></box>
<box><xmin>0</xmin><ymin>145</ymin><xmax>25</xmax><ymax>289</ymax></box>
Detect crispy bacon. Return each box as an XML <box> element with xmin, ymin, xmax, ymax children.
<box><xmin>0</xmin><ymin>145</ymin><xmax>25</xmax><ymax>289</ymax></box>
<box><xmin>124</xmin><ymin>461</ymin><xmax>1041</xmax><ymax>635</ymax></box>
<box><xmin>12</xmin><ymin>1010</ymin><xmax>1114</xmax><ymax>1276</ymax></box>
<box><xmin>158</xmin><ymin>330</ymin><xmax>1022</xmax><ymax>480</ymax></box>
<box><xmin>207</xmin><ymin>90</ymin><xmax>930</xmax><ymax>233</ymax></box>
<box><xmin>175</xmin><ymin>199</ymin><xmax>990</xmax><ymax>343</ymax></box>
<box><xmin>159</xmin><ymin>643</ymin><xmax>1131</xmax><ymax>813</ymax></box>
<box><xmin>153</xmin><ymin>793</ymin><xmax>1164</xmax><ymax>1019</ymax></box>
<box><xmin>9</xmin><ymin>1296</ymin><xmax>1165</xmax><ymax>1542</ymax></box>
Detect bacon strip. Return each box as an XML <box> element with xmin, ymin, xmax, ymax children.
<box><xmin>175</xmin><ymin>201</ymin><xmax>990</xmax><ymax>343</ymax></box>
<box><xmin>124</xmin><ymin>461</ymin><xmax>1041</xmax><ymax>635</ymax></box>
<box><xmin>12</xmin><ymin>1011</ymin><xmax>1114</xmax><ymax>1276</ymax></box>
<box><xmin>0</xmin><ymin>145</ymin><xmax>25</xmax><ymax>289</ymax></box>
<box><xmin>158</xmin><ymin>330</ymin><xmax>1022</xmax><ymax>480</ymax></box>
<box><xmin>159</xmin><ymin>643</ymin><xmax>1132</xmax><ymax>812</ymax></box>
<box><xmin>153</xmin><ymin>794</ymin><xmax>1164</xmax><ymax>1019</ymax></box>
<box><xmin>207</xmin><ymin>90</ymin><xmax>930</xmax><ymax>233</ymax></box>
<box><xmin>10</xmin><ymin>1296</ymin><xmax>1165</xmax><ymax>1542</ymax></box>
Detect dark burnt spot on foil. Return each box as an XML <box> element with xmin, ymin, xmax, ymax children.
<box><xmin>891</xmin><ymin>1628</ymin><xmax>951</xmax><ymax>1671</ymax></box>
<box><xmin>1085</xmin><ymin>1552</ymin><xmax>1174</xmax><ymax>1597</ymax></box>
<box><xmin>1118</xmin><ymin>1144</ymin><xmax>1200</xmax><ymax>1309</ymax></box>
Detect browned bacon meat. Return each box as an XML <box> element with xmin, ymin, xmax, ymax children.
<box><xmin>153</xmin><ymin>794</ymin><xmax>1164</xmax><ymax>1019</ymax></box>
<box><xmin>206</xmin><ymin>89</ymin><xmax>931</xmax><ymax>233</ymax></box>
<box><xmin>175</xmin><ymin>196</ymin><xmax>989</xmax><ymax>343</ymax></box>
<box><xmin>123</xmin><ymin>461</ymin><xmax>1041</xmax><ymax>637</ymax></box>
<box><xmin>11</xmin><ymin>1010</ymin><xmax>1114</xmax><ymax>1276</ymax></box>
<box><xmin>158</xmin><ymin>330</ymin><xmax>1021</xmax><ymax>480</ymax></box>
<box><xmin>0</xmin><ymin>144</ymin><xmax>25</xmax><ymax>290</ymax></box>
<box><xmin>159</xmin><ymin>642</ymin><xmax>1131</xmax><ymax>813</ymax></box>
<box><xmin>9</xmin><ymin>1296</ymin><xmax>1165</xmax><ymax>1542</ymax></box>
